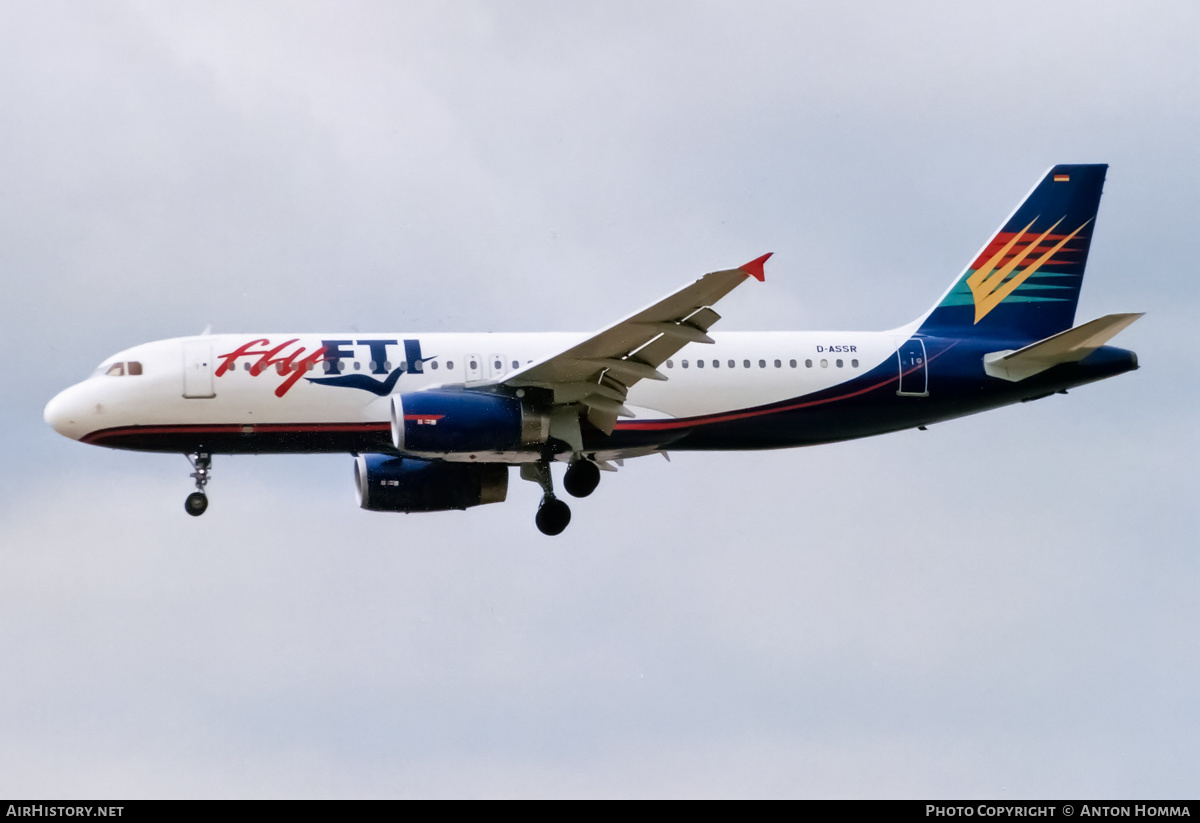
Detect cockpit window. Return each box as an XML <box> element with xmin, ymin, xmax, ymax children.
<box><xmin>102</xmin><ymin>361</ymin><xmax>143</xmax><ymax>377</ymax></box>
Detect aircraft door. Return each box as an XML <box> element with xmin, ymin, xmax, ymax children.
<box><xmin>465</xmin><ymin>354</ymin><xmax>483</xmax><ymax>382</ymax></box>
<box><xmin>182</xmin><ymin>340</ymin><xmax>216</xmax><ymax>399</ymax></box>
<box><xmin>895</xmin><ymin>338</ymin><xmax>928</xmax><ymax>397</ymax></box>
<box><xmin>489</xmin><ymin>354</ymin><xmax>507</xmax><ymax>379</ymax></box>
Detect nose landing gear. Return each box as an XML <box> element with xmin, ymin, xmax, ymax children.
<box><xmin>185</xmin><ymin>492</ymin><xmax>208</xmax><ymax>516</ymax></box>
<box><xmin>185</xmin><ymin>452</ymin><xmax>211</xmax><ymax>517</ymax></box>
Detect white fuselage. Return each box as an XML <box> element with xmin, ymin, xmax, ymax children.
<box><xmin>45</xmin><ymin>330</ymin><xmax>908</xmax><ymax>448</ymax></box>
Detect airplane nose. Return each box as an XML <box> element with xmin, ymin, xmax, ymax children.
<box><xmin>44</xmin><ymin>385</ymin><xmax>86</xmax><ymax>439</ymax></box>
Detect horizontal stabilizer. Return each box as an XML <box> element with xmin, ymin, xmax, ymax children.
<box><xmin>983</xmin><ymin>313</ymin><xmax>1143</xmax><ymax>382</ymax></box>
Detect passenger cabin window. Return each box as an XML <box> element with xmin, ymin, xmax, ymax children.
<box><xmin>728</xmin><ymin>360</ymin><xmax>735</xmax><ymax>368</ymax></box>
<box><xmin>759</xmin><ymin>359</ymin><xmax>766</xmax><ymax>368</ymax></box>
<box><xmin>805</xmin><ymin>359</ymin><xmax>813</xmax><ymax>368</ymax></box>
<box><xmin>774</xmin><ymin>359</ymin><xmax>781</xmax><ymax>368</ymax></box>
<box><xmin>743</xmin><ymin>359</ymin><xmax>751</xmax><ymax>368</ymax></box>
<box><xmin>666</xmin><ymin>359</ymin><xmax>674</xmax><ymax>368</ymax></box>
<box><xmin>852</xmin><ymin>359</ymin><xmax>859</xmax><ymax>368</ymax></box>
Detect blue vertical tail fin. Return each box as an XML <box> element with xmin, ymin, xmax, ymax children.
<box><xmin>916</xmin><ymin>164</ymin><xmax>1107</xmax><ymax>342</ymax></box>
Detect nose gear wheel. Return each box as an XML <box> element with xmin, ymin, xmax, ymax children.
<box><xmin>185</xmin><ymin>452</ymin><xmax>212</xmax><ymax>517</ymax></box>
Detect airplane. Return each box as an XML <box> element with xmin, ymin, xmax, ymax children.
<box><xmin>44</xmin><ymin>164</ymin><xmax>1141</xmax><ymax>535</ymax></box>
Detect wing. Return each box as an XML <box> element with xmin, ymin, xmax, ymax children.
<box><xmin>501</xmin><ymin>253</ymin><xmax>772</xmax><ymax>438</ymax></box>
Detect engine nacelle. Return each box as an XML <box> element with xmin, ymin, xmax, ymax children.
<box><xmin>391</xmin><ymin>389</ymin><xmax>548</xmax><ymax>455</ymax></box>
<box><xmin>354</xmin><ymin>454</ymin><xmax>508</xmax><ymax>513</ymax></box>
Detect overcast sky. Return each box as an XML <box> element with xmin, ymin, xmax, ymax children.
<box><xmin>1</xmin><ymin>0</ymin><xmax>1196</xmax><ymax>799</ymax></box>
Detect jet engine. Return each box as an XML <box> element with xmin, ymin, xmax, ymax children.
<box><xmin>354</xmin><ymin>454</ymin><xmax>508</xmax><ymax>513</ymax></box>
<box><xmin>391</xmin><ymin>390</ymin><xmax>549</xmax><ymax>455</ymax></box>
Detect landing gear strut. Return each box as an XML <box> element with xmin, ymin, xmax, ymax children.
<box><xmin>185</xmin><ymin>452</ymin><xmax>211</xmax><ymax>517</ymax></box>
<box><xmin>523</xmin><ymin>459</ymin><xmax>571</xmax><ymax>536</ymax></box>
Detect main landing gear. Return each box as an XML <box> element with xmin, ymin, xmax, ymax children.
<box><xmin>536</xmin><ymin>495</ymin><xmax>571</xmax><ymax>536</ymax></box>
<box><xmin>563</xmin><ymin>459</ymin><xmax>601</xmax><ymax>498</ymax></box>
<box><xmin>523</xmin><ymin>457</ymin><xmax>603</xmax><ymax>535</ymax></box>
<box><xmin>185</xmin><ymin>452</ymin><xmax>211</xmax><ymax>517</ymax></box>
<box><xmin>524</xmin><ymin>460</ymin><xmax>570</xmax><ymax>536</ymax></box>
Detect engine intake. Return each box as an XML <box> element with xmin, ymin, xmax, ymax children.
<box><xmin>354</xmin><ymin>454</ymin><xmax>508</xmax><ymax>513</ymax></box>
<box><xmin>391</xmin><ymin>390</ymin><xmax>548</xmax><ymax>455</ymax></box>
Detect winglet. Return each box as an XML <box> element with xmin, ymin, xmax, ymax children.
<box><xmin>739</xmin><ymin>253</ymin><xmax>772</xmax><ymax>282</ymax></box>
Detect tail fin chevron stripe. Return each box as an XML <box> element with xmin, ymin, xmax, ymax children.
<box><xmin>917</xmin><ymin>164</ymin><xmax>1107</xmax><ymax>342</ymax></box>
<box><xmin>966</xmin><ymin>216</ymin><xmax>1093</xmax><ymax>323</ymax></box>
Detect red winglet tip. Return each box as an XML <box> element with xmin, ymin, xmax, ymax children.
<box><xmin>740</xmin><ymin>252</ymin><xmax>772</xmax><ymax>282</ymax></box>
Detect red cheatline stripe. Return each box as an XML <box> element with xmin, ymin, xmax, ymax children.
<box><xmin>615</xmin><ymin>374</ymin><xmax>898</xmax><ymax>431</ymax></box>
<box><xmin>81</xmin><ymin>422</ymin><xmax>391</xmax><ymax>444</ymax></box>
<box><xmin>616</xmin><ymin>341</ymin><xmax>957</xmax><ymax>432</ymax></box>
